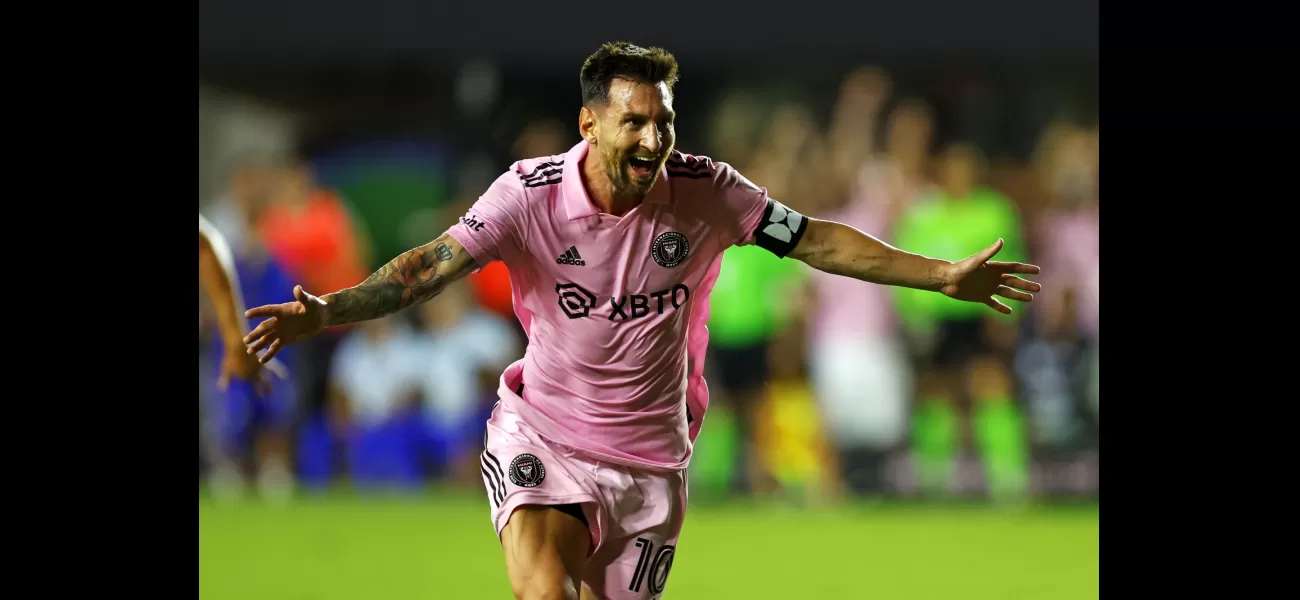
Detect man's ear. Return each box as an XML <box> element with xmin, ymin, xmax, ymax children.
<box><xmin>579</xmin><ymin>106</ymin><xmax>599</xmax><ymax>145</ymax></box>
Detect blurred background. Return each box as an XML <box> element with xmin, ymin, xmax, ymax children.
<box><xmin>198</xmin><ymin>1</ymin><xmax>1097</xmax><ymax>598</ymax></box>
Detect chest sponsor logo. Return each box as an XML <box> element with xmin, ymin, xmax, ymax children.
<box><xmin>555</xmin><ymin>282</ymin><xmax>692</xmax><ymax>321</ymax></box>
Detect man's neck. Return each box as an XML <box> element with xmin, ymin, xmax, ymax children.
<box><xmin>581</xmin><ymin>152</ymin><xmax>639</xmax><ymax>216</ymax></box>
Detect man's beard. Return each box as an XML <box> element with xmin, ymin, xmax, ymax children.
<box><xmin>605</xmin><ymin>148</ymin><xmax>663</xmax><ymax>199</ymax></box>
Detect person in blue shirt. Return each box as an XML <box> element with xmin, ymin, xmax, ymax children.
<box><xmin>200</xmin><ymin>210</ymin><xmax>297</xmax><ymax>500</ymax></box>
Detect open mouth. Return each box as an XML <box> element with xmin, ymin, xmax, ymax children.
<box><xmin>627</xmin><ymin>155</ymin><xmax>658</xmax><ymax>178</ymax></box>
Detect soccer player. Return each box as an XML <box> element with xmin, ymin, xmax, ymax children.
<box><xmin>199</xmin><ymin>213</ymin><xmax>288</xmax><ymax>496</ymax></box>
<box><xmin>200</xmin><ymin>213</ymin><xmax>285</xmax><ymax>394</ymax></box>
<box><xmin>242</xmin><ymin>42</ymin><xmax>1042</xmax><ymax>600</ymax></box>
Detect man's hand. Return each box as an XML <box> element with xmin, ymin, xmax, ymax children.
<box><xmin>939</xmin><ymin>239</ymin><xmax>1042</xmax><ymax>314</ymax></box>
<box><xmin>244</xmin><ymin>285</ymin><xmax>330</xmax><ymax>363</ymax></box>
<box><xmin>218</xmin><ymin>347</ymin><xmax>289</xmax><ymax>396</ymax></box>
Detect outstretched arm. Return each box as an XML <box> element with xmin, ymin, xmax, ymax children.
<box><xmin>243</xmin><ymin>231</ymin><xmax>482</xmax><ymax>364</ymax></box>
<box><xmin>788</xmin><ymin>218</ymin><xmax>949</xmax><ymax>291</ymax></box>
<box><xmin>705</xmin><ymin>160</ymin><xmax>1040</xmax><ymax>313</ymax></box>
<box><xmin>321</xmin><ymin>232</ymin><xmax>479</xmax><ymax>327</ymax></box>
<box><xmin>787</xmin><ymin>218</ymin><xmax>1041</xmax><ymax>314</ymax></box>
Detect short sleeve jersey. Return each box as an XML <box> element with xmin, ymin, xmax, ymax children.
<box><xmin>446</xmin><ymin>141</ymin><xmax>809</xmax><ymax>471</ymax></box>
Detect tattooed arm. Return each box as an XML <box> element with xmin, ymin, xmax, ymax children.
<box><xmin>323</xmin><ymin>233</ymin><xmax>479</xmax><ymax>327</ymax></box>
<box><xmin>242</xmin><ymin>232</ymin><xmax>482</xmax><ymax>363</ymax></box>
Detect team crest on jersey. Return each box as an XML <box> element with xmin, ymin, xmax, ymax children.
<box><xmin>651</xmin><ymin>231</ymin><xmax>690</xmax><ymax>268</ymax></box>
<box><xmin>509</xmin><ymin>453</ymin><xmax>546</xmax><ymax>488</ymax></box>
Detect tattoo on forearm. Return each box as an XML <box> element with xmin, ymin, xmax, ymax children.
<box><xmin>324</xmin><ymin>238</ymin><xmax>468</xmax><ymax>326</ymax></box>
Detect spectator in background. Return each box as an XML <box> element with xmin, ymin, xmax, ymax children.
<box><xmin>685</xmin><ymin>90</ymin><xmax>765</xmax><ymax>497</ymax></box>
<box><xmin>200</xmin><ymin>156</ymin><xmax>280</xmax><ymax>427</ymax></box>
<box><xmin>807</xmin><ymin>80</ymin><xmax>926</xmax><ymax>498</ymax></box>
<box><xmin>756</xmin><ymin>286</ymin><xmax>841</xmax><ymax>506</ymax></box>
<box><xmin>205</xmin><ymin>154</ymin><xmax>279</xmax><ymax>255</ymax></box>
<box><xmin>1030</xmin><ymin>121</ymin><xmax>1098</xmax><ymax>347</ymax></box>
<box><xmin>1016</xmin><ymin>121</ymin><xmax>1099</xmax><ymax>449</ymax></box>
<box><xmin>744</xmin><ymin>102</ymin><xmax>820</xmax><ymax>205</ymax></box>
<box><xmin>259</xmin><ymin>155</ymin><xmax>372</xmax><ymax>297</ymax></box>
<box><xmin>827</xmin><ymin>67</ymin><xmax>892</xmax><ymax>189</ymax></box>
<box><xmin>469</xmin><ymin>258</ymin><xmax>517</xmax><ymax>327</ymax></box>
<box><xmin>258</xmin><ymin>155</ymin><xmax>373</xmax><ymax>475</ymax></box>
<box><xmin>327</xmin><ymin>315</ymin><xmax>428</xmax><ymax>491</ymax></box>
<box><xmin>1087</xmin><ymin>122</ymin><xmax>1098</xmax><ymax>420</ymax></box>
<box><xmin>893</xmin><ymin>142</ymin><xmax>1030</xmax><ymax>501</ymax></box>
<box><xmin>752</xmin><ymin>105</ymin><xmax>852</xmax><ymax>503</ymax></box>
<box><xmin>200</xmin><ymin>163</ymin><xmax>297</xmax><ymax>503</ymax></box>
<box><xmin>411</xmin><ymin>283</ymin><xmax>521</xmax><ymax>486</ymax></box>
<box><xmin>703</xmin><ymin>102</ymin><xmax>817</xmax><ymax>497</ymax></box>
<box><xmin>881</xmin><ymin>99</ymin><xmax>940</xmax><ymax>224</ymax></box>
<box><xmin>706</xmin><ymin>88</ymin><xmax>767</xmax><ymax>170</ymax></box>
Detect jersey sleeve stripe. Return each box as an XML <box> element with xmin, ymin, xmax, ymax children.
<box><xmin>665</xmin><ymin>159</ymin><xmax>709</xmax><ymax>173</ymax></box>
<box><xmin>666</xmin><ymin>150</ymin><xmax>714</xmax><ymax>179</ymax></box>
<box><xmin>523</xmin><ymin>177</ymin><xmax>563</xmax><ymax>188</ymax></box>
<box><xmin>520</xmin><ymin>160</ymin><xmax>564</xmax><ymax>181</ymax></box>
<box><xmin>522</xmin><ymin>167</ymin><xmax>563</xmax><ymax>183</ymax></box>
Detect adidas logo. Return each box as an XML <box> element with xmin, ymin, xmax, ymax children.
<box><xmin>556</xmin><ymin>246</ymin><xmax>586</xmax><ymax>266</ymax></box>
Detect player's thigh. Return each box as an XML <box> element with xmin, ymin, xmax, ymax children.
<box><xmin>582</xmin><ymin>469</ymin><xmax>686</xmax><ymax>599</ymax></box>
<box><xmin>584</xmin><ymin>520</ymin><xmax>683</xmax><ymax>599</ymax></box>
<box><xmin>500</xmin><ymin>504</ymin><xmax>592</xmax><ymax>600</ymax></box>
<box><xmin>483</xmin><ymin>415</ymin><xmax>605</xmax><ymax>598</ymax></box>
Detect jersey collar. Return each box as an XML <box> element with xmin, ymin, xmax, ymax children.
<box><xmin>561</xmin><ymin>140</ymin><xmax>671</xmax><ymax>222</ymax></box>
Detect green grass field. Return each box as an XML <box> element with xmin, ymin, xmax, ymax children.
<box><xmin>199</xmin><ymin>490</ymin><xmax>1097</xmax><ymax>599</ymax></box>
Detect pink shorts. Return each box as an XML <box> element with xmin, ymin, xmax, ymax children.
<box><xmin>480</xmin><ymin>402</ymin><xmax>687</xmax><ymax>599</ymax></box>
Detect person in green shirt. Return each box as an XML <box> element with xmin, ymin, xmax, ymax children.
<box><xmin>893</xmin><ymin>143</ymin><xmax>1030</xmax><ymax>502</ymax></box>
<box><xmin>698</xmin><ymin>243</ymin><xmax>805</xmax><ymax>497</ymax></box>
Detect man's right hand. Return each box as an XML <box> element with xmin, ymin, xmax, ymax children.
<box><xmin>244</xmin><ymin>285</ymin><xmax>330</xmax><ymax>363</ymax></box>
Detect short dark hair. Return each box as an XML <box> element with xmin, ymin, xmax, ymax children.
<box><xmin>580</xmin><ymin>42</ymin><xmax>679</xmax><ymax>107</ymax></box>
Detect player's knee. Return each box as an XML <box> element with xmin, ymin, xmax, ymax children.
<box><xmin>506</xmin><ymin>543</ymin><xmax>584</xmax><ymax>600</ymax></box>
<box><xmin>510</xmin><ymin>572</ymin><xmax>581</xmax><ymax>600</ymax></box>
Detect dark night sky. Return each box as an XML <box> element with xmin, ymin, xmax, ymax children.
<box><xmin>199</xmin><ymin>0</ymin><xmax>1098</xmax><ymax>70</ymax></box>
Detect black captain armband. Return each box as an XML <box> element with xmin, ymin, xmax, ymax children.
<box><xmin>751</xmin><ymin>198</ymin><xmax>808</xmax><ymax>258</ymax></box>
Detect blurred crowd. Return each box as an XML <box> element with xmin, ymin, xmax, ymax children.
<box><xmin>198</xmin><ymin>65</ymin><xmax>1098</xmax><ymax>505</ymax></box>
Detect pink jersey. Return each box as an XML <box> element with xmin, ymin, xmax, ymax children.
<box><xmin>446</xmin><ymin>140</ymin><xmax>809</xmax><ymax>472</ymax></box>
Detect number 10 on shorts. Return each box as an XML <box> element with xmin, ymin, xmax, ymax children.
<box><xmin>629</xmin><ymin>537</ymin><xmax>676</xmax><ymax>595</ymax></box>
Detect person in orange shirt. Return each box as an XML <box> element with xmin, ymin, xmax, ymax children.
<box><xmin>257</xmin><ymin>156</ymin><xmax>372</xmax><ymax>483</ymax></box>
<box><xmin>469</xmin><ymin>261</ymin><xmax>516</xmax><ymax>321</ymax></box>
<box><xmin>258</xmin><ymin>157</ymin><xmax>371</xmax><ymax>298</ymax></box>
